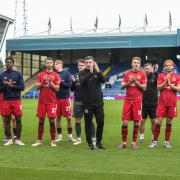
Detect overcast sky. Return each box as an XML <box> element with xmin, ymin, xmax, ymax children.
<box><xmin>1</xmin><ymin>0</ymin><xmax>180</xmax><ymax>58</ymax></box>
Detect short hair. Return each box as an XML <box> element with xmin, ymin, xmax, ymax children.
<box><xmin>163</xmin><ymin>59</ymin><xmax>174</xmax><ymax>66</ymax></box>
<box><xmin>45</xmin><ymin>57</ymin><xmax>53</xmax><ymax>62</ymax></box>
<box><xmin>5</xmin><ymin>57</ymin><xmax>14</xmax><ymax>63</ymax></box>
<box><xmin>84</xmin><ymin>56</ymin><xmax>95</xmax><ymax>61</ymax></box>
<box><xmin>144</xmin><ymin>63</ymin><xmax>152</xmax><ymax>68</ymax></box>
<box><xmin>132</xmin><ymin>57</ymin><xmax>141</xmax><ymax>63</ymax></box>
<box><xmin>54</xmin><ymin>59</ymin><xmax>63</xmax><ymax>66</ymax></box>
<box><xmin>76</xmin><ymin>59</ymin><xmax>85</xmax><ymax>64</ymax></box>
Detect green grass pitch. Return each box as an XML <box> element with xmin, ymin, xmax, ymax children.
<box><xmin>0</xmin><ymin>99</ymin><xmax>180</xmax><ymax>180</ymax></box>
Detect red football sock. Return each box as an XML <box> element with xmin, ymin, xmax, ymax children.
<box><xmin>68</xmin><ymin>127</ymin><xmax>72</xmax><ymax>134</ymax></box>
<box><xmin>38</xmin><ymin>122</ymin><xmax>44</xmax><ymax>140</ymax></box>
<box><xmin>122</xmin><ymin>125</ymin><xmax>128</xmax><ymax>142</ymax></box>
<box><xmin>132</xmin><ymin>125</ymin><xmax>139</xmax><ymax>142</ymax></box>
<box><xmin>50</xmin><ymin>122</ymin><xmax>56</xmax><ymax>141</ymax></box>
<box><xmin>154</xmin><ymin>124</ymin><xmax>161</xmax><ymax>141</ymax></box>
<box><xmin>165</xmin><ymin>124</ymin><xmax>172</xmax><ymax>141</ymax></box>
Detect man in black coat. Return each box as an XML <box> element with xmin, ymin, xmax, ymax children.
<box><xmin>79</xmin><ymin>56</ymin><xmax>105</xmax><ymax>150</ymax></box>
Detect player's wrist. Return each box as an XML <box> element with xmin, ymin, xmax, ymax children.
<box><xmin>49</xmin><ymin>81</ymin><xmax>54</xmax><ymax>86</ymax></box>
<box><xmin>133</xmin><ymin>80</ymin><xmax>138</xmax><ymax>84</ymax></box>
<box><xmin>96</xmin><ymin>68</ymin><xmax>100</xmax><ymax>73</ymax></box>
<box><xmin>126</xmin><ymin>81</ymin><xmax>130</xmax><ymax>86</ymax></box>
<box><xmin>90</xmin><ymin>69</ymin><xmax>93</xmax><ymax>73</ymax></box>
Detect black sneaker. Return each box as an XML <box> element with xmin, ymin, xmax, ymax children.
<box><xmin>96</xmin><ymin>143</ymin><xmax>105</xmax><ymax>150</ymax></box>
<box><xmin>88</xmin><ymin>143</ymin><xmax>94</xmax><ymax>150</ymax></box>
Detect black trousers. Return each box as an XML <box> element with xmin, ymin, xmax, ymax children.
<box><xmin>84</xmin><ymin>104</ymin><xmax>104</xmax><ymax>145</ymax></box>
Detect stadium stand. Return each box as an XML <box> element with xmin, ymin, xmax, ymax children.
<box><xmin>22</xmin><ymin>61</ymin><xmax>180</xmax><ymax>99</ymax></box>
<box><xmin>7</xmin><ymin>29</ymin><xmax>179</xmax><ymax>99</ymax></box>
<box><xmin>22</xmin><ymin>63</ymin><xmax>111</xmax><ymax>98</ymax></box>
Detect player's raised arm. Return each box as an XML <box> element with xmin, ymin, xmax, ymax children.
<box><xmin>169</xmin><ymin>83</ymin><xmax>180</xmax><ymax>92</ymax></box>
<box><xmin>134</xmin><ymin>73</ymin><xmax>147</xmax><ymax>91</ymax></box>
<box><xmin>168</xmin><ymin>77</ymin><xmax>180</xmax><ymax>92</ymax></box>
<box><xmin>94</xmin><ymin>62</ymin><xmax>105</xmax><ymax>83</ymax></box>
<box><xmin>121</xmin><ymin>72</ymin><xmax>133</xmax><ymax>89</ymax></box>
<box><xmin>157</xmin><ymin>74</ymin><xmax>169</xmax><ymax>91</ymax></box>
<box><xmin>134</xmin><ymin>81</ymin><xmax>147</xmax><ymax>91</ymax></box>
<box><xmin>36</xmin><ymin>75</ymin><xmax>45</xmax><ymax>89</ymax></box>
<box><xmin>121</xmin><ymin>81</ymin><xmax>129</xmax><ymax>89</ymax></box>
<box><xmin>36</xmin><ymin>81</ymin><xmax>43</xmax><ymax>89</ymax></box>
<box><xmin>49</xmin><ymin>76</ymin><xmax>60</xmax><ymax>92</ymax></box>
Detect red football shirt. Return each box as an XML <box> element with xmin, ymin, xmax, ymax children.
<box><xmin>122</xmin><ymin>70</ymin><xmax>147</xmax><ymax>102</ymax></box>
<box><xmin>157</xmin><ymin>72</ymin><xmax>180</xmax><ymax>106</ymax></box>
<box><xmin>37</xmin><ymin>71</ymin><xmax>60</xmax><ymax>104</ymax></box>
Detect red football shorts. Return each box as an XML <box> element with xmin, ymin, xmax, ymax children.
<box><xmin>122</xmin><ymin>100</ymin><xmax>142</xmax><ymax>121</ymax></box>
<box><xmin>3</xmin><ymin>100</ymin><xmax>22</xmax><ymax>117</ymax></box>
<box><xmin>56</xmin><ymin>98</ymin><xmax>72</xmax><ymax>117</ymax></box>
<box><xmin>37</xmin><ymin>103</ymin><xmax>57</xmax><ymax>119</ymax></box>
<box><xmin>156</xmin><ymin>104</ymin><xmax>177</xmax><ymax>118</ymax></box>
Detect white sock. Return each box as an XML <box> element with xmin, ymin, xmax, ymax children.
<box><xmin>140</xmin><ymin>134</ymin><xmax>144</xmax><ymax>139</ymax></box>
<box><xmin>68</xmin><ymin>134</ymin><xmax>72</xmax><ymax>138</ymax></box>
<box><xmin>77</xmin><ymin>137</ymin><xmax>81</xmax><ymax>141</ymax></box>
<box><xmin>92</xmin><ymin>137</ymin><xmax>96</xmax><ymax>141</ymax></box>
<box><xmin>57</xmin><ymin>134</ymin><xmax>62</xmax><ymax>138</ymax></box>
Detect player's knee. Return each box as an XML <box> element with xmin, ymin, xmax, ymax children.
<box><xmin>156</xmin><ymin>121</ymin><xmax>161</xmax><ymax>126</ymax></box>
<box><xmin>11</xmin><ymin>115</ymin><xmax>16</xmax><ymax>122</ymax></box>
<box><xmin>67</xmin><ymin>116</ymin><xmax>72</xmax><ymax>122</ymax></box>
<box><xmin>4</xmin><ymin>115</ymin><xmax>11</xmax><ymax>121</ymax></box>
<box><xmin>134</xmin><ymin>121</ymin><xmax>139</xmax><ymax>126</ymax></box>
<box><xmin>49</xmin><ymin>118</ymin><xmax>55</xmax><ymax>124</ymax></box>
<box><xmin>15</xmin><ymin>116</ymin><xmax>21</xmax><ymax>123</ymax></box>
<box><xmin>156</xmin><ymin>117</ymin><xmax>163</xmax><ymax>125</ymax></box>
<box><xmin>166</xmin><ymin>118</ymin><xmax>172</xmax><ymax>125</ymax></box>
<box><xmin>57</xmin><ymin>116</ymin><xmax>61</xmax><ymax>121</ymax></box>
<box><xmin>75</xmin><ymin>119</ymin><xmax>81</xmax><ymax>124</ymax></box>
<box><xmin>140</xmin><ymin>120</ymin><xmax>145</xmax><ymax>126</ymax></box>
<box><xmin>151</xmin><ymin>119</ymin><xmax>156</xmax><ymax>125</ymax></box>
<box><xmin>122</xmin><ymin>121</ymin><xmax>128</xmax><ymax>126</ymax></box>
<box><xmin>50</xmin><ymin>122</ymin><xmax>55</xmax><ymax>126</ymax></box>
<box><xmin>39</xmin><ymin>118</ymin><xmax>45</xmax><ymax>123</ymax></box>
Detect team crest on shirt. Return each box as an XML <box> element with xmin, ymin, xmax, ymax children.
<box><xmin>172</xmin><ymin>78</ymin><xmax>176</xmax><ymax>81</ymax></box>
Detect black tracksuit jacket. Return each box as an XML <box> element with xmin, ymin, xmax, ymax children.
<box><xmin>79</xmin><ymin>69</ymin><xmax>105</xmax><ymax>106</ymax></box>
